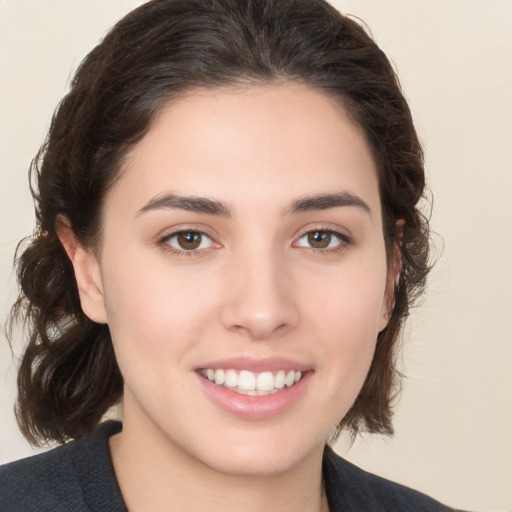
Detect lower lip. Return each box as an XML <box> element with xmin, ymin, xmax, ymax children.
<box><xmin>196</xmin><ymin>371</ymin><xmax>312</xmax><ymax>420</ymax></box>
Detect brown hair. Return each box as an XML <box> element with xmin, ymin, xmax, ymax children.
<box><xmin>8</xmin><ymin>0</ymin><xmax>429</xmax><ymax>445</ymax></box>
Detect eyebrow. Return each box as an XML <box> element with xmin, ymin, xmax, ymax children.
<box><xmin>137</xmin><ymin>193</ymin><xmax>233</xmax><ymax>217</ymax></box>
<box><xmin>136</xmin><ymin>191</ymin><xmax>370</xmax><ymax>218</ymax></box>
<box><xmin>285</xmin><ymin>192</ymin><xmax>371</xmax><ymax>216</ymax></box>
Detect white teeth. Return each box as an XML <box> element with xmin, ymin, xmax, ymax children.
<box><xmin>256</xmin><ymin>371</ymin><xmax>274</xmax><ymax>391</ymax></box>
<box><xmin>214</xmin><ymin>369</ymin><xmax>225</xmax><ymax>385</ymax></box>
<box><xmin>238</xmin><ymin>370</ymin><xmax>256</xmax><ymax>391</ymax></box>
<box><xmin>224</xmin><ymin>369</ymin><xmax>238</xmax><ymax>387</ymax></box>
<box><xmin>274</xmin><ymin>370</ymin><xmax>285</xmax><ymax>389</ymax></box>
<box><xmin>201</xmin><ymin>368</ymin><xmax>304</xmax><ymax>394</ymax></box>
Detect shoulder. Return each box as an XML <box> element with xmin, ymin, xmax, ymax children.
<box><xmin>0</xmin><ymin>421</ymin><xmax>124</xmax><ymax>512</ymax></box>
<box><xmin>0</xmin><ymin>438</ymin><xmax>87</xmax><ymax>511</ymax></box>
<box><xmin>323</xmin><ymin>445</ymin><xmax>461</xmax><ymax>512</ymax></box>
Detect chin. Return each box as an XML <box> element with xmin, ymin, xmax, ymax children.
<box><xmin>183</xmin><ymin>422</ymin><xmax>326</xmax><ymax>478</ymax></box>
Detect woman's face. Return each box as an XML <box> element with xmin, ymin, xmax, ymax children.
<box><xmin>79</xmin><ymin>84</ymin><xmax>394</xmax><ymax>475</ymax></box>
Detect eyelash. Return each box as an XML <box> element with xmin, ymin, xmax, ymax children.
<box><xmin>159</xmin><ymin>229</ymin><xmax>216</xmax><ymax>257</ymax></box>
<box><xmin>158</xmin><ymin>227</ymin><xmax>351</xmax><ymax>257</ymax></box>
<box><xmin>294</xmin><ymin>228</ymin><xmax>351</xmax><ymax>255</ymax></box>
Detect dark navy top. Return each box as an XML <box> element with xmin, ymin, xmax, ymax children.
<box><xmin>0</xmin><ymin>421</ymin><xmax>460</xmax><ymax>511</ymax></box>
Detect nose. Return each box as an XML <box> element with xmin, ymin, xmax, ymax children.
<box><xmin>220</xmin><ymin>250</ymin><xmax>300</xmax><ymax>340</ymax></box>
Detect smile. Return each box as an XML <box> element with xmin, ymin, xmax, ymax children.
<box><xmin>198</xmin><ymin>369</ymin><xmax>303</xmax><ymax>396</ymax></box>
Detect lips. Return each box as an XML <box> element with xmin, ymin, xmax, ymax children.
<box><xmin>195</xmin><ymin>358</ymin><xmax>312</xmax><ymax>420</ymax></box>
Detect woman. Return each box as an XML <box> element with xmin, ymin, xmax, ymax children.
<box><xmin>0</xmin><ymin>0</ymin><xmax>457</xmax><ymax>510</ymax></box>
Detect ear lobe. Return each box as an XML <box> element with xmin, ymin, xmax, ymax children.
<box><xmin>56</xmin><ymin>216</ymin><xmax>108</xmax><ymax>324</ymax></box>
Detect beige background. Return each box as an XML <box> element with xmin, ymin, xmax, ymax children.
<box><xmin>1</xmin><ymin>1</ymin><xmax>511</xmax><ymax>510</ymax></box>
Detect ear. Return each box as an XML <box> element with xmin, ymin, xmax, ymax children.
<box><xmin>378</xmin><ymin>219</ymin><xmax>404</xmax><ymax>332</ymax></box>
<box><xmin>56</xmin><ymin>215</ymin><xmax>108</xmax><ymax>324</ymax></box>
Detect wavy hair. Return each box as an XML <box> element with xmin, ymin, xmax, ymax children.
<box><xmin>8</xmin><ymin>0</ymin><xmax>430</xmax><ymax>445</ymax></box>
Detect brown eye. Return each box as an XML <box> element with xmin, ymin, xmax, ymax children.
<box><xmin>307</xmin><ymin>231</ymin><xmax>332</xmax><ymax>249</ymax></box>
<box><xmin>295</xmin><ymin>229</ymin><xmax>348</xmax><ymax>251</ymax></box>
<box><xmin>165</xmin><ymin>231</ymin><xmax>212</xmax><ymax>252</ymax></box>
<box><xmin>177</xmin><ymin>231</ymin><xmax>202</xmax><ymax>250</ymax></box>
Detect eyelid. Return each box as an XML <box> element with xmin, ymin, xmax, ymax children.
<box><xmin>158</xmin><ymin>225</ymin><xmax>222</xmax><ymax>256</ymax></box>
<box><xmin>292</xmin><ymin>225</ymin><xmax>352</xmax><ymax>251</ymax></box>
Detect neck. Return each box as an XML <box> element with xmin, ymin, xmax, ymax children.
<box><xmin>110</xmin><ymin>410</ymin><xmax>329</xmax><ymax>512</ymax></box>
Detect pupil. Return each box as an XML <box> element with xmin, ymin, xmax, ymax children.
<box><xmin>178</xmin><ymin>232</ymin><xmax>201</xmax><ymax>250</ymax></box>
<box><xmin>308</xmin><ymin>231</ymin><xmax>331</xmax><ymax>249</ymax></box>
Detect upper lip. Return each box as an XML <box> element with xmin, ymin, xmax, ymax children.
<box><xmin>195</xmin><ymin>356</ymin><xmax>312</xmax><ymax>373</ymax></box>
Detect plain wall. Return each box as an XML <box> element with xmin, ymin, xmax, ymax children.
<box><xmin>1</xmin><ymin>1</ymin><xmax>511</xmax><ymax>510</ymax></box>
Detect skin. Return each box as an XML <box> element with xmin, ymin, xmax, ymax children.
<box><xmin>59</xmin><ymin>84</ymin><xmax>398</xmax><ymax>512</ymax></box>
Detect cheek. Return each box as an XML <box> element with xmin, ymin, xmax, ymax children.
<box><xmin>304</xmin><ymin>255</ymin><xmax>388</xmax><ymax>332</ymax></box>
<box><xmin>301</xmin><ymin>254</ymin><xmax>387</xmax><ymax>382</ymax></box>
<box><xmin>100</xmin><ymin>250</ymin><xmax>217</xmax><ymax>368</ymax></box>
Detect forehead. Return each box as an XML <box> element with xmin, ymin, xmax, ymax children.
<box><xmin>108</xmin><ymin>84</ymin><xmax>380</xmax><ymax>216</ymax></box>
